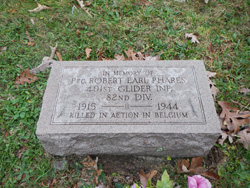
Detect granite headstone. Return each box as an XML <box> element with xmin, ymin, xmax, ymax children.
<box><xmin>36</xmin><ymin>60</ymin><xmax>220</xmax><ymax>157</ymax></box>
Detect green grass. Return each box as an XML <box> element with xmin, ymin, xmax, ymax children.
<box><xmin>0</xmin><ymin>0</ymin><xmax>250</xmax><ymax>187</ymax></box>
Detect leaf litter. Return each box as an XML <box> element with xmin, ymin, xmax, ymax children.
<box><xmin>237</xmin><ymin>128</ymin><xmax>250</xmax><ymax>150</ymax></box>
<box><xmin>177</xmin><ymin>157</ymin><xmax>220</xmax><ymax>180</ymax></box>
<box><xmin>28</xmin><ymin>3</ymin><xmax>50</xmax><ymax>13</ymax></box>
<box><xmin>82</xmin><ymin>156</ymin><xmax>103</xmax><ymax>185</ymax></box>
<box><xmin>185</xmin><ymin>33</ymin><xmax>200</xmax><ymax>43</ymax></box>
<box><xmin>206</xmin><ymin>71</ymin><xmax>219</xmax><ymax>99</ymax></box>
<box><xmin>139</xmin><ymin>169</ymin><xmax>157</xmax><ymax>186</ymax></box>
<box><xmin>218</xmin><ymin>101</ymin><xmax>250</xmax><ymax>133</ymax></box>
<box><xmin>15</xmin><ymin>69</ymin><xmax>38</xmax><ymax>85</ymax></box>
<box><xmin>85</xmin><ymin>48</ymin><xmax>92</xmax><ymax>59</ymax></box>
<box><xmin>30</xmin><ymin>44</ymin><xmax>58</xmax><ymax>74</ymax></box>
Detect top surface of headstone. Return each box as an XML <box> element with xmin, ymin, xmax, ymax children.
<box><xmin>36</xmin><ymin>60</ymin><xmax>220</xmax><ymax>134</ymax></box>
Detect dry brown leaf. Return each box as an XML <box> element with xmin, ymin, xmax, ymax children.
<box><xmin>124</xmin><ymin>47</ymin><xmax>134</xmax><ymax>59</ymax></box>
<box><xmin>94</xmin><ymin>169</ymin><xmax>103</xmax><ymax>185</ymax></box>
<box><xmin>218</xmin><ymin>132</ymin><xmax>229</xmax><ymax>145</ymax></box>
<box><xmin>177</xmin><ymin>159</ymin><xmax>190</xmax><ymax>173</ymax></box>
<box><xmin>10</xmin><ymin>9</ymin><xmax>16</xmax><ymax>15</ymax></box>
<box><xmin>15</xmin><ymin>69</ymin><xmax>38</xmax><ymax>85</ymax></box>
<box><xmin>41</xmin><ymin>181</ymin><xmax>46</xmax><ymax>186</ymax></box>
<box><xmin>189</xmin><ymin>166</ymin><xmax>207</xmax><ymax>174</ymax></box>
<box><xmin>177</xmin><ymin>157</ymin><xmax>220</xmax><ymax>180</ymax></box>
<box><xmin>82</xmin><ymin>156</ymin><xmax>97</xmax><ymax>169</ymax></box>
<box><xmin>139</xmin><ymin>170</ymin><xmax>157</xmax><ymax>186</ymax></box>
<box><xmin>26</xmin><ymin>31</ymin><xmax>34</xmax><ymax>46</ymax></box>
<box><xmin>27</xmin><ymin>42</ymin><xmax>34</xmax><ymax>46</ymax></box>
<box><xmin>76</xmin><ymin>29</ymin><xmax>80</xmax><ymax>36</ymax></box>
<box><xmin>30</xmin><ymin>44</ymin><xmax>57</xmax><ymax>74</ymax></box>
<box><xmin>141</xmin><ymin>0</ymin><xmax>150</xmax><ymax>6</ymax></box>
<box><xmin>28</xmin><ymin>3</ymin><xmax>50</xmax><ymax>13</ymax></box>
<box><xmin>49</xmin><ymin>179</ymin><xmax>57</xmax><ymax>188</ymax></box>
<box><xmin>30</xmin><ymin>18</ymin><xmax>35</xmax><ymax>24</ymax></box>
<box><xmin>240</xmin><ymin>88</ymin><xmax>250</xmax><ymax>96</ymax></box>
<box><xmin>185</xmin><ymin>33</ymin><xmax>200</xmax><ymax>43</ymax></box>
<box><xmin>208</xmin><ymin>79</ymin><xmax>219</xmax><ymax>99</ymax></box>
<box><xmin>56</xmin><ymin>52</ymin><xmax>62</xmax><ymax>61</ymax></box>
<box><xmin>190</xmin><ymin>157</ymin><xmax>204</xmax><ymax>170</ymax></box>
<box><xmin>206</xmin><ymin>71</ymin><xmax>216</xmax><ymax>78</ymax></box>
<box><xmin>77</xmin><ymin>0</ymin><xmax>85</xmax><ymax>8</ymax></box>
<box><xmin>85</xmin><ymin>1</ymin><xmax>92</xmax><ymax>6</ymax></box>
<box><xmin>208</xmin><ymin>42</ymin><xmax>213</xmax><ymax>53</ymax></box>
<box><xmin>101</xmin><ymin>57</ymin><xmax>110</xmax><ymax>61</ymax></box>
<box><xmin>114</xmin><ymin>54</ymin><xmax>125</xmax><ymax>60</ymax></box>
<box><xmin>200</xmin><ymin>171</ymin><xmax>220</xmax><ymax>180</ymax></box>
<box><xmin>237</xmin><ymin>128</ymin><xmax>250</xmax><ymax>150</ymax></box>
<box><xmin>26</xmin><ymin>31</ymin><xmax>33</xmax><ymax>42</ymax></box>
<box><xmin>136</xmin><ymin>52</ymin><xmax>144</xmax><ymax>60</ymax></box>
<box><xmin>218</xmin><ymin>101</ymin><xmax>250</xmax><ymax>133</ymax></box>
<box><xmin>85</xmin><ymin>48</ymin><xmax>92</xmax><ymax>59</ymax></box>
<box><xmin>145</xmin><ymin>55</ymin><xmax>160</xmax><ymax>61</ymax></box>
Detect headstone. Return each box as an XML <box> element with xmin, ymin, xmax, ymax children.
<box><xmin>36</xmin><ymin>60</ymin><xmax>220</xmax><ymax>157</ymax></box>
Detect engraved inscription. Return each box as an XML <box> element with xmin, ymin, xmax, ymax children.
<box><xmin>52</xmin><ymin>66</ymin><xmax>205</xmax><ymax>125</ymax></box>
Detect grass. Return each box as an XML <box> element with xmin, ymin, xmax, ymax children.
<box><xmin>0</xmin><ymin>0</ymin><xmax>250</xmax><ymax>187</ymax></box>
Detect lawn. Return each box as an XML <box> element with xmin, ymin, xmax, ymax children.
<box><xmin>0</xmin><ymin>0</ymin><xmax>249</xmax><ymax>187</ymax></box>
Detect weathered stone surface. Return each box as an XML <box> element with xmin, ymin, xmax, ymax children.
<box><xmin>36</xmin><ymin>61</ymin><xmax>220</xmax><ymax>157</ymax></box>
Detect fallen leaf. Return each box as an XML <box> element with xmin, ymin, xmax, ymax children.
<box><xmin>76</xmin><ymin>29</ymin><xmax>80</xmax><ymax>36</ymax></box>
<box><xmin>145</xmin><ymin>55</ymin><xmax>160</xmax><ymax>61</ymax></box>
<box><xmin>30</xmin><ymin>57</ymin><xmax>55</xmax><ymax>74</ymax></box>
<box><xmin>26</xmin><ymin>31</ymin><xmax>34</xmax><ymax>42</ymax></box>
<box><xmin>218</xmin><ymin>101</ymin><xmax>250</xmax><ymax>133</ymax></box>
<box><xmin>41</xmin><ymin>181</ymin><xmax>46</xmax><ymax>186</ymax></box>
<box><xmin>49</xmin><ymin>179</ymin><xmax>57</xmax><ymax>188</ymax></box>
<box><xmin>85</xmin><ymin>48</ymin><xmax>92</xmax><ymax>59</ymax></box>
<box><xmin>200</xmin><ymin>171</ymin><xmax>220</xmax><ymax>180</ymax></box>
<box><xmin>77</xmin><ymin>0</ymin><xmax>85</xmax><ymax>8</ymax></box>
<box><xmin>206</xmin><ymin>71</ymin><xmax>216</xmax><ymax>78</ymax></box>
<box><xmin>114</xmin><ymin>54</ymin><xmax>125</xmax><ymax>60</ymax></box>
<box><xmin>10</xmin><ymin>9</ymin><xmax>16</xmax><ymax>14</ymax></box>
<box><xmin>177</xmin><ymin>159</ymin><xmax>189</xmax><ymax>173</ymax></box>
<box><xmin>177</xmin><ymin>157</ymin><xmax>219</xmax><ymax>180</ymax></box>
<box><xmin>237</xmin><ymin>128</ymin><xmax>250</xmax><ymax>150</ymax></box>
<box><xmin>208</xmin><ymin>42</ymin><xmax>213</xmax><ymax>53</ymax></box>
<box><xmin>185</xmin><ymin>33</ymin><xmax>200</xmax><ymax>43</ymax></box>
<box><xmin>56</xmin><ymin>52</ymin><xmax>62</xmax><ymax>61</ymax></box>
<box><xmin>77</xmin><ymin>53</ymin><xmax>83</xmax><ymax>60</ymax></box>
<box><xmin>141</xmin><ymin>0</ymin><xmax>150</xmax><ymax>6</ymax></box>
<box><xmin>15</xmin><ymin>69</ymin><xmax>38</xmax><ymax>85</ymax></box>
<box><xmin>30</xmin><ymin>44</ymin><xmax>58</xmax><ymax>74</ymax></box>
<box><xmin>101</xmin><ymin>57</ymin><xmax>110</xmax><ymax>61</ymax></box>
<box><xmin>94</xmin><ymin>169</ymin><xmax>102</xmax><ymax>185</ymax></box>
<box><xmin>240</xmin><ymin>88</ymin><xmax>250</xmax><ymax>96</ymax></box>
<box><xmin>82</xmin><ymin>156</ymin><xmax>98</xmax><ymax>170</ymax></box>
<box><xmin>139</xmin><ymin>170</ymin><xmax>157</xmax><ymax>187</ymax></box>
<box><xmin>27</xmin><ymin>41</ymin><xmax>34</xmax><ymax>46</ymax></box>
<box><xmin>189</xmin><ymin>157</ymin><xmax>203</xmax><ymax>170</ymax></box>
<box><xmin>87</xmin><ymin>32</ymin><xmax>93</xmax><ymax>36</ymax></box>
<box><xmin>30</xmin><ymin>18</ymin><xmax>35</xmax><ymax>24</ymax></box>
<box><xmin>218</xmin><ymin>132</ymin><xmax>229</xmax><ymax>145</ymax></box>
<box><xmin>0</xmin><ymin>47</ymin><xmax>7</xmax><ymax>55</ymax></box>
<box><xmin>208</xmin><ymin>79</ymin><xmax>219</xmax><ymax>99</ymax></box>
<box><xmin>28</xmin><ymin>3</ymin><xmax>50</xmax><ymax>13</ymax></box>
<box><xmin>124</xmin><ymin>47</ymin><xmax>134</xmax><ymax>59</ymax></box>
<box><xmin>136</xmin><ymin>52</ymin><xmax>144</xmax><ymax>60</ymax></box>
<box><xmin>85</xmin><ymin>1</ymin><xmax>92</xmax><ymax>6</ymax></box>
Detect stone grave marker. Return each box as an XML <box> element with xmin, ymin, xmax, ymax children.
<box><xmin>36</xmin><ymin>60</ymin><xmax>220</xmax><ymax>157</ymax></box>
